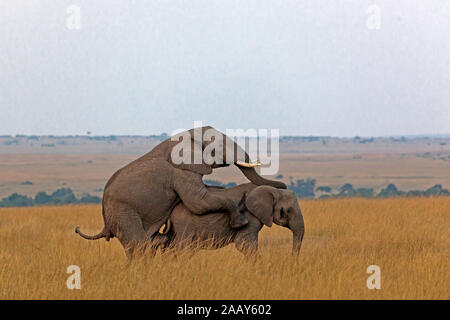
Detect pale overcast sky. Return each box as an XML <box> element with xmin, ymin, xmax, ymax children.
<box><xmin>0</xmin><ymin>1</ymin><xmax>449</xmax><ymax>136</ymax></box>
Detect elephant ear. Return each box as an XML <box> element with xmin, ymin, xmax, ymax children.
<box><xmin>245</xmin><ymin>186</ymin><xmax>279</xmax><ymax>227</ymax></box>
<box><xmin>168</xmin><ymin>133</ymin><xmax>213</xmax><ymax>175</ymax></box>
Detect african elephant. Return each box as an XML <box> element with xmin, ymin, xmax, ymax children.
<box><xmin>155</xmin><ymin>183</ymin><xmax>305</xmax><ymax>258</ymax></box>
<box><xmin>75</xmin><ymin>126</ymin><xmax>286</xmax><ymax>258</ymax></box>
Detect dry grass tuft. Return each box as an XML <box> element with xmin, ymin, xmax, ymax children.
<box><xmin>0</xmin><ymin>197</ymin><xmax>449</xmax><ymax>299</ymax></box>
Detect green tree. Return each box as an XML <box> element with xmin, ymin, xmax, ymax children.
<box><xmin>288</xmin><ymin>178</ymin><xmax>316</xmax><ymax>198</ymax></box>
<box><xmin>48</xmin><ymin>188</ymin><xmax>77</xmax><ymax>204</ymax></box>
<box><xmin>78</xmin><ymin>193</ymin><xmax>102</xmax><ymax>204</ymax></box>
<box><xmin>34</xmin><ymin>192</ymin><xmax>52</xmax><ymax>205</ymax></box>
<box><xmin>377</xmin><ymin>184</ymin><xmax>403</xmax><ymax>197</ymax></box>
<box><xmin>424</xmin><ymin>184</ymin><xmax>450</xmax><ymax>196</ymax></box>
<box><xmin>316</xmin><ymin>186</ymin><xmax>332</xmax><ymax>193</ymax></box>
<box><xmin>339</xmin><ymin>183</ymin><xmax>355</xmax><ymax>197</ymax></box>
<box><xmin>405</xmin><ymin>190</ymin><xmax>425</xmax><ymax>197</ymax></box>
<box><xmin>355</xmin><ymin>188</ymin><xmax>374</xmax><ymax>198</ymax></box>
<box><xmin>0</xmin><ymin>193</ymin><xmax>33</xmax><ymax>207</ymax></box>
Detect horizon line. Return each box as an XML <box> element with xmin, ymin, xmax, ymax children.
<box><xmin>1</xmin><ymin>133</ymin><xmax>450</xmax><ymax>139</ymax></box>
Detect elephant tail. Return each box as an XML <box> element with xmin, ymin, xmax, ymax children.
<box><xmin>75</xmin><ymin>226</ymin><xmax>112</xmax><ymax>241</ymax></box>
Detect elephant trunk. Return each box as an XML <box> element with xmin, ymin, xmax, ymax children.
<box><xmin>289</xmin><ymin>211</ymin><xmax>305</xmax><ymax>256</ymax></box>
<box><xmin>237</xmin><ymin>166</ymin><xmax>287</xmax><ymax>189</ymax></box>
<box><xmin>292</xmin><ymin>230</ymin><xmax>304</xmax><ymax>256</ymax></box>
<box><xmin>220</xmin><ymin>133</ymin><xmax>287</xmax><ymax>189</ymax></box>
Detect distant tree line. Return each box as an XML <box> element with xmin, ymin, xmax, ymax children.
<box><xmin>204</xmin><ymin>180</ymin><xmax>237</xmax><ymax>189</ymax></box>
<box><xmin>296</xmin><ymin>180</ymin><xmax>449</xmax><ymax>199</ymax></box>
<box><xmin>1</xmin><ymin>180</ymin><xmax>449</xmax><ymax>208</ymax></box>
<box><xmin>0</xmin><ymin>188</ymin><xmax>101</xmax><ymax>208</ymax></box>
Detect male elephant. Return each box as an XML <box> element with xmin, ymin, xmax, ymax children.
<box><xmin>155</xmin><ymin>183</ymin><xmax>305</xmax><ymax>258</ymax></box>
<box><xmin>75</xmin><ymin>126</ymin><xmax>286</xmax><ymax>258</ymax></box>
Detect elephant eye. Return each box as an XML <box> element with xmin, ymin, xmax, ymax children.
<box><xmin>287</xmin><ymin>208</ymin><xmax>292</xmax><ymax>214</ymax></box>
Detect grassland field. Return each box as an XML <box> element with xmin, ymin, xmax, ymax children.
<box><xmin>0</xmin><ymin>197</ymin><xmax>448</xmax><ymax>299</ymax></box>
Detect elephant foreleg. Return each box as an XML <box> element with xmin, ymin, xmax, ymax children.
<box><xmin>174</xmin><ymin>175</ymin><xmax>248</xmax><ymax>228</ymax></box>
<box><xmin>234</xmin><ymin>231</ymin><xmax>259</xmax><ymax>260</ymax></box>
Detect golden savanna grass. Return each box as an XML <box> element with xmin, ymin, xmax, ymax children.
<box><xmin>0</xmin><ymin>197</ymin><xmax>449</xmax><ymax>299</ymax></box>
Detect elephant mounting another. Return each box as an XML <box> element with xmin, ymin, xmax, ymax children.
<box><xmin>155</xmin><ymin>183</ymin><xmax>305</xmax><ymax>258</ymax></box>
<box><xmin>75</xmin><ymin>126</ymin><xmax>286</xmax><ymax>258</ymax></box>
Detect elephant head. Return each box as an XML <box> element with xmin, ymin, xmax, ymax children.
<box><xmin>245</xmin><ymin>186</ymin><xmax>305</xmax><ymax>255</ymax></box>
<box><xmin>168</xmin><ymin>126</ymin><xmax>286</xmax><ymax>189</ymax></box>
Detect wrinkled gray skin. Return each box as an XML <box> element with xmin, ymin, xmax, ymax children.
<box><xmin>75</xmin><ymin>126</ymin><xmax>286</xmax><ymax>258</ymax></box>
<box><xmin>155</xmin><ymin>183</ymin><xmax>305</xmax><ymax>258</ymax></box>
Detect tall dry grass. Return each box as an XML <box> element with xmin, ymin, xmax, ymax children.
<box><xmin>0</xmin><ymin>197</ymin><xmax>448</xmax><ymax>299</ymax></box>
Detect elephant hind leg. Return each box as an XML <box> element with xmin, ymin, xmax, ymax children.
<box><xmin>112</xmin><ymin>204</ymin><xmax>153</xmax><ymax>259</ymax></box>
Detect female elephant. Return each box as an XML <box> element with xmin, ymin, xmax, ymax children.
<box><xmin>75</xmin><ymin>126</ymin><xmax>286</xmax><ymax>258</ymax></box>
<box><xmin>156</xmin><ymin>183</ymin><xmax>305</xmax><ymax>258</ymax></box>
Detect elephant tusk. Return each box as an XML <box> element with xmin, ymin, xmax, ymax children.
<box><xmin>236</xmin><ymin>161</ymin><xmax>261</xmax><ymax>168</ymax></box>
<box><xmin>159</xmin><ymin>219</ymin><xmax>172</xmax><ymax>234</ymax></box>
